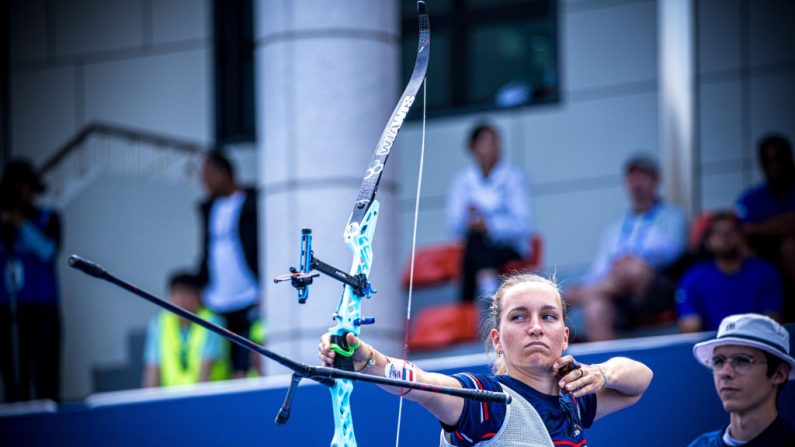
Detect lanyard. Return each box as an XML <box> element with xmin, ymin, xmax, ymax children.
<box><xmin>617</xmin><ymin>202</ymin><xmax>661</xmax><ymax>255</ymax></box>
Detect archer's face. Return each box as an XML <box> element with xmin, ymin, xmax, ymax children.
<box><xmin>491</xmin><ymin>282</ymin><xmax>569</xmax><ymax>375</ymax></box>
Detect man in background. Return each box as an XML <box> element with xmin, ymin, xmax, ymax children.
<box><xmin>736</xmin><ymin>134</ymin><xmax>795</xmax><ymax>321</ymax></box>
<box><xmin>677</xmin><ymin>212</ymin><xmax>783</xmax><ymax>332</ymax></box>
<box><xmin>568</xmin><ymin>154</ymin><xmax>688</xmax><ymax>341</ymax></box>
<box><xmin>198</xmin><ymin>151</ymin><xmax>260</xmax><ymax>378</ymax></box>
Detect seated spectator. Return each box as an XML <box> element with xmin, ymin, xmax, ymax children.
<box><xmin>567</xmin><ymin>154</ymin><xmax>688</xmax><ymax>341</ymax></box>
<box><xmin>735</xmin><ymin>134</ymin><xmax>795</xmax><ymax>321</ymax></box>
<box><xmin>688</xmin><ymin>313</ymin><xmax>795</xmax><ymax>446</ymax></box>
<box><xmin>142</xmin><ymin>272</ymin><xmax>229</xmax><ymax>387</ymax></box>
<box><xmin>447</xmin><ymin>123</ymin><xmax>532</xmax><ymax>303</ymax></box>
<box><xmin>677</xmin><ymin>212</ymin><xmax>783</xmax><ymax>332</ymax></box>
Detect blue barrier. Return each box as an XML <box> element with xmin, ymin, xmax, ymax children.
<box><xmin>1</xmin><ymin>328</ymin><xmax>793</xmax><ymax>447</ymax></box>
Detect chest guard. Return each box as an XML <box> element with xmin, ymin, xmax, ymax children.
<box><xmin>440</xmin><ymin>384</ymin><xmax>554</xmax><ymax>447</ymax></box>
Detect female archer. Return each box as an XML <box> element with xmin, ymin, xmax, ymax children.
<box><xmin>319</xmin><ymin>273</ymin><xmax>653</xmax><ymax>446</ymax></box>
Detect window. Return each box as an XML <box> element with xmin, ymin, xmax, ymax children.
<box><xmin>401</xmin><ymin>0</ymin><xmax>559</xmax><ymax>115</ymax></box>
<box><xmin>213</xmin><ymin>0</ymin><xmax>256</xmax><ymax>144</ymax></box>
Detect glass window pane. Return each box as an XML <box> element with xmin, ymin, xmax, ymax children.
<box><xmin>402</xmin><ymin>0</ymin><xmax>451</xmax><ymax>19</ymax></box>
<box><xmin>467</xmin><ymin>20</ymin><xmax>557</xmax><ymax>107</ymax></box>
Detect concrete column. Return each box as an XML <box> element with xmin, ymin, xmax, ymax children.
<box><xmin>659</xmin><ymin>0</ymin><xmax>699</xmax><ymax>217</ymax></box>
<box><xmin>255</xmin><ymin>0</ymin><xmax>405</xmax><ymax>374</ymax></box>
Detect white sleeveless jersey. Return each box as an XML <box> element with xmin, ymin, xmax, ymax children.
<box><xmin>439</xmin><ymin>384</ymin><xmax>554</xmax><ymax>447</ymax></box>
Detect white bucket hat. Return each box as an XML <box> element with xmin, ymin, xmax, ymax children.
<box><xmin>693</xmin><ymin>313</ymin><xmax>795</xmax><ymax>380</ymax></box>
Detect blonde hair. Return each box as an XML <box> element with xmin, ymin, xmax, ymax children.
<box><xmin>482</xmin><ymin>273</ymin><xmax>567</xmax><ymax>375</ymax></box>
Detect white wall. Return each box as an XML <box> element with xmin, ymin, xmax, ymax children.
<box><xmin>8</xmin><ymin>0</ymin><xmax>214</xmax><ymax>400</ymax></box>
<box><xmin>697</xmin><ymin>0</ymin><xmax>795</xmax><ymax>208</ymax></box>
<box><xmin>397</xmin><ymin>0</ymin><xmax>795</xmax><ymax>283</ymax></box>
<box><xmin>9</xmin><ymin>0</ymin><xmax>213</xmax><ymax>166</ymax></box>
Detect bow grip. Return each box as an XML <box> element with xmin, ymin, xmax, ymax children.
<box><xmin>330</xmin><ymin>333</ymin><xmax>356</xmax><ymax>372</ymax></box>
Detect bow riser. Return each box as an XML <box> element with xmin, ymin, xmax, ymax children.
<box><xmin>334</xmin><ymin>200</ymin><xmax>379</xmax><ymax>337</ymax></box>
<box><xmin>329</xmin><ymin>200</ymin><xmax>380</xmax><ymax>447</ymax></box>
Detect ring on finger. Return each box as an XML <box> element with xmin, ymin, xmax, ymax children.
<box><xmin>578</xmin><ymin>369</ymin><xmax>584</xmax><ymax>379</ymax></box>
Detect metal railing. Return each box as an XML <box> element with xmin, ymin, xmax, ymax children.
<box><xmin>39</xmin><ymin>122</ymin><xmax>211</xmax><ymax>205</ymax></box>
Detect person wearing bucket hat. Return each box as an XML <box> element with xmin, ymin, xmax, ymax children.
<box><xmin>0</xmin><ymin>159</ymin><xmax>62</xmax><ymax>403</ymax></box>
<box><xmin>688</xmin><ymin>313</ymin><xmax>795</xmax><ymax>446</ymax></box>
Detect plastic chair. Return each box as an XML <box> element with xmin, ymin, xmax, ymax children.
<box><xmin>407</xmin><ymin>302</ymin><xmax>480</xmax><ymax>352</ymax></box>
<box><xmin>404</xmin><ymin>235</ymin><xmax>544</xmax><ymax>352</ymax></box>
<box><xmin>401</xmin><ymin>234</ymin><xmax>544</xmax><ymax>290</ymax></box>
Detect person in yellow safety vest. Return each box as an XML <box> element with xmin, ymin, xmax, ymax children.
<box><xmin>247</xmin><ymin>319</ymin><xmax>266</xmax><ymax>377</ymax></box>
<box><xmin>142</xmin><ymin>272</ymin><xmax>229</xmax><ymax>387</ymax></box>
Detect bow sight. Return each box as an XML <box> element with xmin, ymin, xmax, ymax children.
<box><xmin>274</xmin><ymin>228</ymin><xmax>375</xmax><ymax>310</ymax></box>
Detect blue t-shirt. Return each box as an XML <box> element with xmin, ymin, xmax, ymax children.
<box><xmin>736</xmin><ymin>183</ymin><xmax>795</xmax><ymax>223</ymax></box>
<box><xmin>676</xmin><ymin>258</ymin><xmax>783</xmax><ymax>331</ymax></box>
<box><xmin>0</xmin><ymin>209</ymin><xmax>60</xmax><ymax>305</ymax></box>
<box><xmin>443</xmin><ymin>373</ymin><xmax>596</xmax><ymax>446</ymax></box>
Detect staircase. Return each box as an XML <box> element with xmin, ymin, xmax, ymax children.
<box><xmin>39</xmin><ymin>122</ymin><xmax>210</xmax><ymax>207</ymax></box>
<box><xmin>32</xmin><ymin>123</ymin><xmax>214</xmax><ymax>399</ymax></box>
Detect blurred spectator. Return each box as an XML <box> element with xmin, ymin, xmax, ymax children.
<box><xmin>0</xmin><ymin>160</ymin><xmax>62</xmax><ymax>403</ymax></box>
<box><xmin>567</xmin><ymin>154</ymin><xmax>688</xmax><ymax>341</ymax></box>
<box><xmin>447</xmin><ymin>123</ymin><xmax>532</xmax><ymax>303</ymax></box>
<box><xmin>688</xmin><ymin>314</ymin><xmax>795</xmax><ymax>446</ymax></box>
<box><xmin>142</xmin><ymin>272</ymin><xmax>228</xmax><ymax>387</ymax></box>
<box><xmin>735</xmin><ymin>134</ymin><xmax>795</xmax><ymax>321</ymax></box>
<box><xmin>198</xmin><ymin>151</ymin><xmax>260</xmax><ymax>378</ymax></box>
<box><xmin>247</xmin><ymin>318</ymin><xmax>265</xmax><ymax>377</ymax></box>
<box><xmin>677</xmin><ymin>211</ymin><xmax>783</xmax><ymax>333</ymax></box>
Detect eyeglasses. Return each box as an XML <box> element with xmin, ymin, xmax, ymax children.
<box><xmin>708</xmin><ymin>354</ymin><xmax>766</xmax><ymax>374</ymax></box>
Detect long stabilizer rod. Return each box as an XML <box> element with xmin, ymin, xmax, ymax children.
<box><xmin>68</xmin><ymin>255</ymin><xmax>510</xmax><ymax>404</ymax></box>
